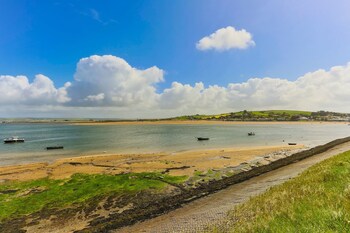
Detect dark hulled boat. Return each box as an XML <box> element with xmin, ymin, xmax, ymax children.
<box><xmin>46</xmin><ymin>146</ymin><xmax>64</xmax><ymax>150</ymax></box>
<box><xmin>197</xmin><ymin>137</ymin><xmax>209</xmax><ymax>141</ymax></box>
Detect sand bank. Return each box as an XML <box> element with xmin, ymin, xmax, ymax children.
<box><xmin>0</xmin><ymin>145</ymin><xmax>303</xmax><ymax>182</ymax></box>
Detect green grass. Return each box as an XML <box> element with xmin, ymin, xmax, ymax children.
<box><xmin>210</xmin><ymin>151</ymin><xmax>350</xmax><ymax>232</ymax></box>
<box><xmin>174</xmin><ymin>110</ymin><xmax>313</xmax><ymax>121</ymax></box>
<box><xmin>251</xmin><ymin>110</ymin><xmax>312</xmax><ymax>116</ymax></box>
<box><xmin>233</xmin><ymin>110</ymin><xmax>311</xmax><ymax>118</ymax></box>
<box><xmin>0</xmin><ymin>172</ymin><xmax>187</xmax><ymax>222</ymax></box>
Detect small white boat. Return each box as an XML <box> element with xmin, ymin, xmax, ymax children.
<box><xmin>4</xmin><ymin>136</ymin><xmax>25</xmax><ymax>143</ymax></box>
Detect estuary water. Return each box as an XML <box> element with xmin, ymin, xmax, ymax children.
<box><xmin>0</xmin><ymin>123</ymin><xmax>349</xmax><ymax>166</ymax></box>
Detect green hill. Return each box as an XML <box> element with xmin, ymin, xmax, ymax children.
<box><xmin>172</xmin><ymin>110</ymin><xmax>350</xmax><ymax>122</ymax></box>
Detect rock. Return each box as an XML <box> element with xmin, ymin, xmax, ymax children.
<box><xmin>68</xmin><ymin>162</ymin><xmax>83</xmax><ymax>166</ymax></box>
<box><xmin>240</xmin><ymin>167</ymin><xmax>251</xmax><ymax>172</ymax></box>
<box><xmin>0</xmin><ymin>189</ymin><xmax>18</xmax><ymax>194</ymax></box>
<box><xmin>257</xmin><ymin>160</ymin><xmax>270</xmax><ymax>166</ymax></box>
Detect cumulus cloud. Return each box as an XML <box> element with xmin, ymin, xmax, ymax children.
<box><xmin>0</xmin><ymin>74</ymin><xmax>70</xmax><ymax>106</ymax></box>
<box><xmin>1</xmin><ymin>55</ymin><xmax>350</xmax><ymax>118</ymax></box>
<box><xmin>159</xmin><ymin>82</ymin><xmax>228</xmax><ymax>113</ymax></box>
<box><xmin>159</xmin><ymin>63</ymin><xmax>350</xmax><ymax>115</ymax></box>
<box><xmin>84</xmin><ymin>93</ymin><xmax>105</xmax><ymax>102</ymax></box>
<box><xmin>196</xmin><ymin>26</ymin><xmax>255</xmax><ymax>51</ymax></box>
<box><xmin>66</xmin><ymin>55</ymin><xmax>164</xmax><ymax>107</ymax></box>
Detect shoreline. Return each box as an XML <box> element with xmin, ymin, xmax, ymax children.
<box><xmin>1</xmin><ymin>137</ymin><xmax>350</xmax><ymax>232</ymax></box>
<box><xmin>71</xmin><ymin>120</ymin><xmax>350</xmax><ymax>126</ymax></box>
<box><xmin>0</xmin><ymin>144</ymin><xmax>303</xmax><ymax>182</ymax></box>
<box><xmin>118</xmin><ymin>140</ymin><xmax>350</xmax><ymax>233</ymax></box>
<box><xmin>2</xmin><ymin>120</ymin><xmax>349</xmax><ymax>126</ymax></box>
<box><xmin>97</xmin><ymin>136</ymin><xmax>350</xmax><ymax>232</ymax></box>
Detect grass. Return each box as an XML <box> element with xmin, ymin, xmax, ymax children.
<box><xmin>210</xmin><ymin>151</ymin><xmax>350</xmax><ymax>232</ymax></box>
<box><xmin>232</xmin><ymin>110</ymin><xmax>311</xmax><ymax>118</ymax></box>
<box><xmin>251</xmin><ymin>110</ymin><xmax>312</xmax><ymax>116</ymax></box>
<box><xmin>174</xmin><ymin>110</ymin><xmax>312</xmax><ymax>121</ymax></box>
<box><xmin>0</xmin><ymin>172</ymin><xmax>187</xmax><ymax>222</ymax></box>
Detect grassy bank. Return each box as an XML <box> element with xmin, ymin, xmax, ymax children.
<box><xmin>174</xmin><ymin>110</ymin><xmax>312</xmax><ymax>121</ymax></box>
<box><xmin>210</xmin><ymin>151</ymin><xmax>350</xmax><ymax>232</ymax></box>
<box><xmin>0</xmin><ymin>172</ymin><xmax>187</xmax><ymax>222</ymax></box>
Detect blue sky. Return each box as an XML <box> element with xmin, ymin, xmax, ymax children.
<box><xmin>1</xmin><ymin>0</ymin><xmax>350</xmax><ymax>117</ymax></box>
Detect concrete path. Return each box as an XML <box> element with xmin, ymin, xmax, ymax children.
<box><xmin>116</xmin><ymin>142</ymin><xmax>350</xmax><ymax>233</ymax></box>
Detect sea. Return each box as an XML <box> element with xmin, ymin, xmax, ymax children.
<box><xmin>0</xmin><ymin>123</ymin><xmax>350</xmax><ymax>166</ymax></box>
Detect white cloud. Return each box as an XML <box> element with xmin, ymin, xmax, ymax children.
<box><xmin>196</xmin><ymin>26</ymin><xmax>255</xmax><ymax>51</ymax></box>
<box><xmin>84</xmin><ymin>93</ymin><xmax>105</xmax><ymax>102</ymax></box>
<box><xmin>0</xmin><ymin>74</ymin><xmax>70</xmax><ymax>106</ymax></box>
<box><xmin>1</xmin><ymin>55</ymin><xmax>350</xmax><ymax>118</ymax></box>
<box><xmin>66</xmin><ymin>55</ymin><xmax>164</xmax><ymax>107</ymax></box>
<box><xmin>159</xmin><ymin>82</ymin><xmax>228</xmax><ymax>113</ymax></box>
<box><xmin>158</xmin><ymin>63</ymin><xmax>350</xmax><ymax>116</ymax></box>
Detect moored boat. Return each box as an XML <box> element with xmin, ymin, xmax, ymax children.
<box><xmin>46</xmin><ymin>146</ymin><xmax>64</xmax><ymax>150</ymax></box>
<box><xmin>288</xmin><ymin>142</ymin><xmax>297</xmax><ymax>145</ymax></box>
<box><xmin>197</xmin><ymin>137</ymin><xmax>209</xmax><ymax>141</ymax></box>
<box><xmin>4</xmin><ymin>136</ymin><xmax>25</xmax><ymax>144</ymax></box>
<box><xmin>248</xmin><ymin>132</ymin><xmax>255</xmax><ymax>136</ymax></box>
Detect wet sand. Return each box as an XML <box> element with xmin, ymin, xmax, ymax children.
<box><xmin>0</xmin><ymin>145</ymin><xmax>303</xmax><ymax>182</ymax></box>
<box><xmin>117</xmin><ymin>141</ymin><xmax>350</xmax><ymax>233</ymax></box>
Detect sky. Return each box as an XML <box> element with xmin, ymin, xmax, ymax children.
<box><xmin>1</xmin><ymin>0</ymin><xmax>350</xmax><ymax>118</ymax></box>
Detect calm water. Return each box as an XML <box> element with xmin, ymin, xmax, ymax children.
<box><xmin>0</xmin><ymin>123</ymin><xmax>349</xmax><ymax>166</ymax></box>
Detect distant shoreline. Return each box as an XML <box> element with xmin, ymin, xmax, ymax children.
<box><xmin>71</xmin><ymin>120</ymin><xmax>350</xmax><ymax>126</ymax></box>
<box><xmin>1</xmin><ymin>119</ymin><xmax>348</xmax><ymax>126</ymax></box>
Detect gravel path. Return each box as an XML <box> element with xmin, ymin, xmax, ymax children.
<box><xmin>115</xmin><ymin>141</ymin><xmax>350</xmax><ymax>233</ymax></box>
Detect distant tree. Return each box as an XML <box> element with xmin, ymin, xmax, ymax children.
<box><xmin>318</xmin><ymin>111</ymin><xmax>327</xmax><ymax>116</ymax></box>
<box><xmin>290</xmin><ymin>115</ymin><xmax>299</xmax><ymax>121</ymax></box>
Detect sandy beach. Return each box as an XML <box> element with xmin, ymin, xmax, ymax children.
<box><xmin>0</xmin><ymin>144</ymin><xmax>303</xmax><ymax>182</ymax></box>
